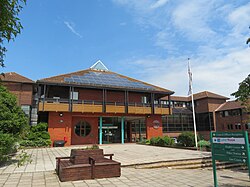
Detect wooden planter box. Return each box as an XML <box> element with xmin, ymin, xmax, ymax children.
<box><xmin>56</xmin><ymin>148</ymin><xmax>121</xmax><ymax>182</ymax></box>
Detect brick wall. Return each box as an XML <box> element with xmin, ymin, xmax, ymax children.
<box><xmin>3</xmin><ymin>82</ymin><xmax>33</xmax><ymax>105</ymax></box>
<box><xmin>215</xmin><ymin>112</ymin><xmax>249</xmax><ymax>131</ymax></box>
<box><xmin>145</xmin><ymin>115</ymin><xmax>163</xmax><ymax>139</ymax></box>
<box><xmin>48</xmin><ymin>112</ymin><xmax>99</xmax><ymax>146</ymax></box>
<box><xmin>48</xmin><ymin>112</ymin><xmax>72</xmax><ymax>146</ymax></box>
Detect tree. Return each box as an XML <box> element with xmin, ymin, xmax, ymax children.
<box><xmin>0</xmin><ymin>84</ymin><xmax>28</xmax><ymax>135</ymax></box>
<box><xmin>231</xmin><ymin>74</ymin><xmax>250</xmax><ymax>115</ymax></box>
<box><xmin>247</xmin><ymin>38</ymin><xmax>250</xmax><ymax>45</ymax></box>
<box><xmin>0</xmin><ymin>0</ymin><xmax>26</xmax><ymax>67</ymax></box>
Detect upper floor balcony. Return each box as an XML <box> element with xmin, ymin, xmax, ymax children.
<box><xmin>38</xmin><ymin>98</ymin><xmax>171</xmax><ymax>115</ymax></box>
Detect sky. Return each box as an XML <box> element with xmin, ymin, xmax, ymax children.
<box><xmin>3</xmin><ymin>0</ymin><xmax>250</xmax><ymax>98</ymax></box>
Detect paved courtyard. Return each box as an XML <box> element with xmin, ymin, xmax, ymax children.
<box><xmin>0</xmin><ymin>144</ymin><xmax>211</xmax><ymax>174</ymax></box>
<box><xmin>0</xmin><ymin>167</ymin><xmax>249</xmax><ymax>187</ymax></box>
<box><xmin>0</xmin><ymin>144</ymin><xmax>249</xmax><ymax>186</ymax></box>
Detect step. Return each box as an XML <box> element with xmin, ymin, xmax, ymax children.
<box><xmin>130</xmin><ymin>157</ymin><xmax>212</xmax><ymax>169</ymax></box>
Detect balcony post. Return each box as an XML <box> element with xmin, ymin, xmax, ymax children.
<box><xmin>99</xmin><ymin>116</ymin><xmax>103</xmax><ymax>145</ymax></box>
<box><xmin>168</xmin><ymin>95</ymin><xmax>171</xmax><ymax>114</ymax></box>
<box><xmin>151</xmin><ymin>93</ymin><xmax>155</xmax><ymax>114</ymax></box>
<box><xmin>42</xmin><ymin>84</ymin><xmax>46</xmax><ymax>111</ymax></box>
<box><xmin>121</xmin><ymin>116</ymin><xmax>125</xmax><ymax>144</ymax></box>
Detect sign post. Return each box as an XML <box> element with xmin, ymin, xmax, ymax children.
<box><xmin>210</xmin><ymin>131</ymin><xmax>250</xmax><ymax>187</ymax></box>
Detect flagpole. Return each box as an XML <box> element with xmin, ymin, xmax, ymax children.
<box><xmin>188</xmin><ymin>58</ymin><xmax>198</xmax><ymax>148</ymax></box>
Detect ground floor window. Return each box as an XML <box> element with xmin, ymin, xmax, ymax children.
<box><xmin>74</xmin><ymin>121</ymin><xmax>91</xmax><ymax>137</ymax></box>
<box><xmin>162</xmin><ymin>113</ymin><xmax>194</xmax><ymax>132</ymax></box>
<box><xmin>196</xmin><ymin>112</ymin><xmax>214</xmax><ymax>131</ymax></box>
<box><xmin>98</xmin><ymin>117</ymin><xmax>146</xmax><ymax>144</ymax></box>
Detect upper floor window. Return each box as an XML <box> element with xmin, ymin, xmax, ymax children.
<box><xmin>141</xmin><ymin>96</ymin><xmax>147</xmax><ymax>104</ymax></box>
<box><xmin>21</xmin><ymin>105</ymin><xmax>31</xmax><ymax>116</ymax></box>
<box><xmin>227</xmin><ymin>124</ymin><xmax>233</xmax><ymax>130</ymax></box>
<box><xmin>70</xmin><ymin>91</ymin><xmax>79</xmax><ymax>100</ymax></box>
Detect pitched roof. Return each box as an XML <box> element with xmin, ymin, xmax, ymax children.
<box><xmin>162</xmin><ymin>91</ymin><xmax>229</xmax><ymax>101</ymax></box>
<box><xmin>192</xmin><ymin>91</ymin><xmax>229</xmax><ymax>100</ymax></box>
<box><xmin>37</xmin><ymin>68</ymin><xmax>174</xmax><ymax>93</ymax></box>
<box><xmin>215</xmin><ymin>100</ymin><xmax>245</xmax><ymax>112</ymax></box>
<box><xmin>170</xmin><ymin>96</ymin><xmax>189</xmax><ymax>102</ymax></box>
<box><xmin>0</xmin><ymin>72</ymin><xmax>34</xmax><ymax>84</ymax></box>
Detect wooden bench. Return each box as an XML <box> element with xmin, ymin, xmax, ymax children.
<box><xmin>56</xmin><ymin>149</ymin><xmax>121</xmax><ymax>182</ymax></box>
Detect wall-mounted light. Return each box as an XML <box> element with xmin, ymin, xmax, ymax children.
<box><xmin>59</xmin><ymin>112</ymin><xmax>63</xmax><ymax>117</ymax></box>
<box><xmin>147</xmin><ymin>115</ymin><xmax>150</xmax><ymax>118</ymax></box>
<box><xmin>60</xmin><ymin>119</ymin><xmax>64</xmax><ymax>123</ymax></box>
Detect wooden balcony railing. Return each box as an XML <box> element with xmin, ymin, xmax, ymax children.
<box><xmin>106</xmin><ymin>102</ymin><xmax>125</xmax><ymax>113</ymax></box>
<box><xmin>154</xmin><ymin>104</ymin><xmax>171</xmax><ymax>115</ymax></box>
<box><xmin>72</xmin><ymin>100</ymin><xmax>103</xmax><ymax>113</ymax></box>
<box><xmin>38</xmin><ymin>98</ymin><xmax>171</xmax><ymax>115</ymax></box>
<box><xmin>128</xmin><ymin>103</ymin><xmax>152</xmax><ymax>114</ymax></box>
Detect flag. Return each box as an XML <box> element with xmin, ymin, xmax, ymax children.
<box><xmin>188</xmin><ymin>58</ymin><xmax>192</xmax><ymax>95</ymax></box>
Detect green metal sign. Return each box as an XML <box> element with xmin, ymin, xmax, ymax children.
<box><xmin>210</xmin><ymin>131</ymin><xmax>250</xmax><ymax>187</ymax></box>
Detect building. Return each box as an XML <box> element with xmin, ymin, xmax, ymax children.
<box><xmin>161</xmin><ymin>91</ymin><xmax>249</xmax><ymax>140</ymax></box>
<box><xmin>36</xmin><ymin>61</ymin><xmax>173</xmax><ymax>145</ymax></box>
<box><xmin>1</xmin><ymin>62</ymin><xmax>249</xmax><ymax>145</ymax></box>
<box><xmin>215</xmin><ymin>100</ymin><xmax>249</xmax><ymax>132</ymax></box>
<box><xmin>0</xmin><ymin>72</ymin><xmax>38</xmax><ymax>124</ymax></box>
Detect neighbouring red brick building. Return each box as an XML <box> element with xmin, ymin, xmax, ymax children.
<box><xmin>161</xmin><ymin>91</ymin><xmax>249</xmax><ymax>140</ymax></box>
<box><xmin>0</xmin><ymin>72</ymin><xmax>38</xmax><ymax>124</ymax></box>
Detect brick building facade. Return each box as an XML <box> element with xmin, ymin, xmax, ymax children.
<box><xmin>1</xmin><ymin>63</ymin><xmax>249</xmax><ymax>145</ymax></box>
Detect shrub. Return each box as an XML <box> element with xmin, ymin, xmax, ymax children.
<box><xmin>31</xmin><ymin>123</ymin><xmax>48</xmax><ymax>132</ymax></box>
<box><xmin>198</xmin><ymin>140</ymin><xmax>211</xmax><ymax>148</ymax></box>
<box><xmin>177</xmin><ymin>132</ymin><xmax>197</xmax><ymax>147</ymax></box>
<box><xmin>0</xmin><ymin>132</ymin><xmax>17</xmax><ymax>163</ymax></box>
<box><xmin>85</xmin><ymin>144</ymin><xmax>99</xmax><ymax>150</ymax></box>
<box><xmin>19</xmin><ymin>138</ymin><xmax>51</xmax><ymax>147</ymax></box>
<box><xmin>150</xmin><ymin>136</ymin><xmax>175</xmax><ymax>146</ymax></box>
<box><xmin>150</xmin><ymin>137</ymin><xmax>162</xmax><ymax>145</ymax></box>
<box><xmin>163</xmin><ymin>136</ymin><xmax>175</xmax><ymax>146</ymax></box>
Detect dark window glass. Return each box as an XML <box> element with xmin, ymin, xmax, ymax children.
<box><xmin>74</xmin><ymin>121</ymin><xmax>91</xmax><ymax>137</ymax></box>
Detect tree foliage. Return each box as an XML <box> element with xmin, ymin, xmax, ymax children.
<box><xmin>0</xmin><ymin>84</ymin><xmax>28</xmax><ymax>135</ymax></box>
<box><xmin>231</xmin><ymin>75</ymin><xmax>250</xmax><ymax>103</ymax></box>
<box><xmin>231</xmin><ymin>74</ymin><xmax>250</xmax><ymax>115</ymax></box>
<box><xmin>0</xmin><ymin>0</ymin><xmax>26</xmax><ymax>67</ymax></box>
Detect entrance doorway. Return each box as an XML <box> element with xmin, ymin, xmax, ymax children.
<box><xmin>100</xmin><ymin>117</ymin><xmax>121</xmax><ymax>144</ymax></box>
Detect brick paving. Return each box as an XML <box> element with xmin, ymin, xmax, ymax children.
<box><xmin>0</xmin><ymin>168</ymin><xmax>249</xmax><ymax>187</ymax></box>
<box><xmin>0</xmin><ymin>144</ymin><xmax>249</xmax><ymax>186</ymax></box>
<box><xmin>0</xmin><ymin>144</ymin><xmax>211</xmax><ymax>174</ymax></box>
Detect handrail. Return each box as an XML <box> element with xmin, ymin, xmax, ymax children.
<box><xmin>40</xmin><ymin>98</ymin><xmax>169</xmax><ymax>108</ymax></box>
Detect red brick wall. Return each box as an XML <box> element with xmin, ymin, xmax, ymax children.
<box><xmin>71</xmin><ymin>116</ymin><xmax>99</xmax><ymax>145</ymax></box>
<box><xmin>48</xmin><ymin>112</ymin><xmax>99</xmax><ymax>146</ymax></box>
<box><xmin>3</xmin><ymin>82</ymin><xmax>33</xmax><ymax>105</ymax></box>
<box><xmin>146</xmin><ymin>115</ymin><xmax>163</xmax><ymax>139</ymax></box>
<box><xmin>48</xmin><ymin>112</ymin><xmax>72</xmax><ymax>146</ymax></box>
<box><xmin>207</xmin><ymin>98</ymin><xmax>226</xmax><ymax>112</ymax></box>
<box><xmin>195</xmin><ymin>99</ymin><xmax>209</xmax><ymax>113</ymax></box>
<box><xmin>195</xmin><ymin>98</ymin><xmax>227</xmax><ymax>113</ymax></box>
<box><xmin>77</xmin><ymin>88</ymin><xmax>103</xmax><ymax>101</ymax></box>
<box><xmin>76</xmin><ymin>88</ymin><xmax>149</xmax><ymax>104</ymax></box>
<box><xmin>106</xmin><ymin>90</ymin><xmax>125</xmax><ymax>103</ymax></box>
<box><xmin>215</xmin><ymin>112</ymin><xmax>249</xmax><ymax>131</ymax></box>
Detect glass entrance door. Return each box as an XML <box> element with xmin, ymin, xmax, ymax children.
<box><xmin>100</xmin><ymin>117</ymin><xmax>121</xmax><ymax>144</ymax></box>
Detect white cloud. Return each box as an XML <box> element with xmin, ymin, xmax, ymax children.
<box><xmin>113</xmin><ymin>1</ymin><xmax>250</xmax><ymax>98</ymax></box>
<box><xmin>150</xmin><ymin>0</ymin><xmax>169</xmax><ymax>9</ymax></box>
<box><xmin>64</xmin><ymin>21</ymin><xmax>83</xmax><ymax>38</ymax></box>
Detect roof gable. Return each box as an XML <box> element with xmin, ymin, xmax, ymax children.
<box><xmin>0</xmin><ymin>72</ymin><xmax>34</xmax><ymax>83</ymax></box>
